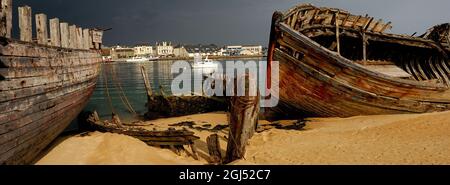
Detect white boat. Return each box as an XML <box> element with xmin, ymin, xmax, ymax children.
<box><xmin>192</xmin><ymin>55</ymin><xmax>219</xmax><ymax>68</ymax></box>
<box><xmin>148</xmin><ymin>56</ymin><xmax>160</xmax><ymax>61</ymax></box>
<box><xmin>126</xmin><ymin>56</ymin><xmax>149</xmax><ymax>62</ymax></box>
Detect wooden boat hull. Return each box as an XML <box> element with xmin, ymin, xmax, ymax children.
<box><xmin>268</xmin><ymin>4</ymin><xmax>450</xmax><ymax>118</ymax></box>
<box><xmin>0</xmin><ymin>38</ymin><xmax>101</xmax><ymax>164</ymax></box>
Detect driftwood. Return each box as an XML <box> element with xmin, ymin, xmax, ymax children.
<box><xmin>145</xmin><ymin>95</ymin><xmax>227</xmax><ymax>120</ymax></box>
<box><xmin>207</xmin><ymin>134</ymin><xmax>223</xmax><ymax>164</ymax></box>
<box><xmin>141</xmin><ymin>66</ymin><xmax>228</xmax><ymax>120</ymax></box>
<box><xmin>225</xmin><ymin>75</ymin><xmax>260</xmax><ymax>163</ymax></box>
<box><xmin>87</xmin><ymin>111</ymin><xmax>200</xmax><ymax>147</ymax></box>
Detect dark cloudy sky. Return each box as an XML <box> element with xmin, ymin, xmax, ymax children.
<box><xmin>11</xmin><ymin>0</ymin><xmax>450</xmax><ymax>46</ymax></box>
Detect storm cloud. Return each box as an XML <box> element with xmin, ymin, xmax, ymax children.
<box><xmin>11</xmin><ymin>0</ymin><xmax>450</xmax><ymax>46</ymax></box>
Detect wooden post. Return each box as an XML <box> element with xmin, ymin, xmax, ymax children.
<box><xmin>335</xmin><ymin>12</ymin><xmax>341</xmax><ymax>55</ymax></box>
<box><xmin>49</xmin><ymin>18</ymin><xmax>61</xmax><ymax>47</ymax></box>
<box><xmin>18</xmin><ymin>6</ymin><xmax>32</xmax><ymax>42</ymax></box>
<box><xmin>35</xmin><ymin>13</ymin><xmax>48</xmax><ymax>45</ymax></box>
<box><xmin>68</xmin><ymin>25</ymin><xmax>76</xmax><ymax>48</ymax></box>
<box><xmin>141</xmin><ymin>65</ymin><xmax>153</xmax><ymax>97</ymax></box>
<box><xmin>60</xmin><ymin>22</ymin><xmax>69</xmax><ymax>48</ymax></box>
<box><xmin>225</xmin><ymin>74</ymin><xmax>260</xmax><ymax>163</ymax></box>
<box><xmin>0</xmin><ymin>0</ymin><xmax>12</xmax><ymax>38</ymax></box>
<box><xmin>83</xmin><ymin>29</ymin><xmax>90</xmax><ymax>49</ymax></box>
<box><xmin>77</xmin><ymin>27</ymin><xmax>83</xmax><ymax>49</ymax></box>
<box><xmin>207</xmin><ymin>134</ymin><xmax>223</xmax><ymax>164</ymax></box>
<box><xmin>89</xmin><ymin>30</ymin><xmax>94</xmax><ymax>49</ymax></box>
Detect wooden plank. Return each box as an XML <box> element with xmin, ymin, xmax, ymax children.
<box><xmin>362</xmin><ymin>32</ymin><xmax>367</xmax><ymax>61</ymax></box>
<box><xmin>83</xmin><ymin>29</ymin><xmax>90</xmax><ymax>49</ymax></box>
<box><xmin>49</xmin><ymin>18</ymin><xmax>61</xmax><ymax>47</ymax></box>
<box><xmin>18</xmin><ymin>6</ymin><xmax>32</xmax><ymax>42</ymax></box>
<box><xmin>379</xmin><ymin>21</ymin><xmax>392</xmax><ymax>32</ymax></box>
<box><xmin>77</xmin><ymin>27</ymin><xmax>83</xmax><ymax>49</ymax></box>
<box><xmin>0</xmin><ymin>0</ymin><xmax>12</xmax><ymax>38</ymax></box>
<box><xmin>35</xmin><ymin>14</ymin><xmax>48</xmax><ymax>45</ymax></box>
<box><xmin>0</xmin><ymin>80</ymin><xmax>97</xmax><ymax>125</ymax></box>
<box><xmin>59</xmin><ymin>22</ymin><xmax>69</xmax><ymax>48</ymax></box>
<box><xmin>0</xmin><ymin>72</ymin><xmax>96</xmax><ymax>104</ymax></box>
<box><xmin>68</xmin><ymin>25</ymin><xmax>77</xmax><ymax>49</ymax></box>
<box><xmin>88</xmin><ymin>30</ymin><xmax>94</xmax><ymax>49</ymax></box>
<box><xmin>0</xmin><ymin>67</ymin><xmax>97</xmax><ymax>91</ymax></box>
<box><xmin>335</xmin><ymin>12</ymin><xmax>341</xmax><ymax>55</ymax></box>
<box><xmin>0</xmin><ymin>62</ymin><xmax>97</xmax><ymax>79</ymax></box>
<box><xmin>371</xmin><ymin>19</ymin><xmax>383</xmax><ymax>32</ymax></box>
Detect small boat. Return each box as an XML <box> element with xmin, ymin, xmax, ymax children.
<box><xmin>192</xmin><ymin>54</ymin><xmax>219</xmax><ymax>68</ymax></box>
<box><xmin>267</xmin><ymin>4</ymin><xmax>450</xmax><ymax>117</ymax></box>
<box><xmin>126</xmin><ymin>56</ymin><xmax>150</xmax><ymax>62</ymax></box>
<box><xmin>148</xmin><ymin>56</ymin><xmax>160</xmax><ymax>61</ymax></box>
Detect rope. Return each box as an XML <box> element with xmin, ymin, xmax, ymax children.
<box><xmin>110</xmin><ymin>65</ymin><xmax>137</xmax><ymax>115</ymax></box>
<box><xmin>102</xmin><ymin>65</ymin><xmax>116</xmax><ymax>115</ymax></box>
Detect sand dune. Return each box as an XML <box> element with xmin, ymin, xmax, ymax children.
<box><xmin>37</xmin><ymin>111</ymin><xmax>450</xmax><ymax>165</ymax></box>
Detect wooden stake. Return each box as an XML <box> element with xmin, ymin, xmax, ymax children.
<box><xmin>83</xmin><ymin>29</ymin><xmax>90</xmax><ymax>49</ymax></box>
<box><xmin>89</xmin><ymin>30</ymin><xmax>94</xmax><ymax>49</ymax></box>
<box><xmin>18</xmin><ymin>6</ymin><xmax>32</xmax><ymax>42</ymax></box>
<box><xmin>49</xmin><ymin>18</ymin><xmax>61</xmax><ymax>47</ymax></box>
<box><xmin>140</xmin><ymin>65</ymin><xmax>153</xmax><ymax>97</ymax></box>
<box><xmin>207</xmin><ymin>134</ymin><xmax>223</xmax><ymax>164</ymax></box>
<box><xmin>68</xmin><ymin>25</ymin><xmax>77</xmax><ymax>48</ymax></box>
<box><xmin>60</xmin><ymin>22</ymin><xmax>69</xmax><ymax>48</ymax></box>
<box><xmin>35</xmin><ymin>13</ymin><xmax>48</xmax><ymax>45</ymax></box>
<box><xmin>77</xmin><ymin>27</ymin><xmax>83</xmax><ymax>49</ymax></box>
<box><xmin>0</xmin><ymin>0</ymin><xmax>12</xmax><ymax>38</ymax></box>
<box><xmin>225</xmin><ymin>74</ymin><xmax>260</xmax><ymax>163</ymax></box>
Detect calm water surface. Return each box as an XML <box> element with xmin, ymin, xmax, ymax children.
<box><xmin>80</xmin><ymin>58</ymin><xmax>265</xmax><ymax>123</ymax></box>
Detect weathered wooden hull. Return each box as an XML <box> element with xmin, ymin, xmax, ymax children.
<box><xmin>0</xmin><ymin>38</ymin><xmax>101</xmax><ymax>164</ymax></box>
<box><xmin>268</xmin><ymin>4</ymin><xmax>450</xmax><ymax>117</ymax></box>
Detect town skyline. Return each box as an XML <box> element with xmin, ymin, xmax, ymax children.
<box><xmin>11</xmin><ymin>0</ymin><xmax>450</xmax><ymax>46</ymax></box>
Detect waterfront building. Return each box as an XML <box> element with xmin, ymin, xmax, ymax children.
<box><xmin>110</xmin><ymin>46</ymin><xmax>135</xmax><ymax>60</ymax></box>
<box><xmin>156</xmin><ymin>42</ymin><xmax>174</xmax><ymax>57</ymax></box>
<box><xmin>226</xmin><ymin>45</ymin><xmax>242</xmax><ymax>56</ymax></box>
<box><xmin>242</xmin><ymin>45</ymin><xmax>263</xmax><ymax>55</ymax></box>
<box><xmin>173</xmin><ymin>46</ymin><xmax>190</xmax><ymax>57</ymax></box>
<box><xmin>133</xmin><ymin>45</ymin><xmax>153</xmax><ymax>56</ymax></box>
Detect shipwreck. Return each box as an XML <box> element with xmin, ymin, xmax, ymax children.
<box><xmin>0</xmin><ymin>0</ymin><xmax>104</xmax><ymax>164</ymax></box>
<box><xmin>267</xmin><ymin>4</ymin><xmax>450</xmax><ymax>117</ymax></box>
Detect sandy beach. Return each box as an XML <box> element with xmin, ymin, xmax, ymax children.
<box><xmin>37</xmin><ymin>111</ymin><xmax>450</xmax><ymax>165</ymax></box>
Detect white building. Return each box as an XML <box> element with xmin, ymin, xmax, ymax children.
<box><xmin>227</xmin><ymin>45</ymin><xmax>242</xmax><ymax>51</ymax></box>
<box><xmin>156</xmin><ymin>42</ymin><xmax>174</xmax><ymax>57</ymax></box>
<box><xmin>133</xmin><ymin>45</ymin><xmax>153</xmax><ymax>56</ymax></box>
<box><xmin>241</xmin><ymin>45</ymin><xmax>263</xmax><ymax>55</ymax></box>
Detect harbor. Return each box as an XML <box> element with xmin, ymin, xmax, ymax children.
<box><xmin>1</xmin><ymin>0</ymin><xmax>450</xmax><ymax>166</ymax></box>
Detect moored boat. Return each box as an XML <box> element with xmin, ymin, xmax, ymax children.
<box><xmin>0</xmin><ymin>0</ymin><xmax>104</xmax><ymax>164</ymax></box>
<box><xmin>267</xmin><ymin>4</ymin><xmax>450</xmax><ymax>117</ymax></box>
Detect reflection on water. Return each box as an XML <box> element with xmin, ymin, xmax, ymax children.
<box><xmin>81</xmin><ymin>58</ymin><xmax>265</xmax><ymax>123</ymax></box>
